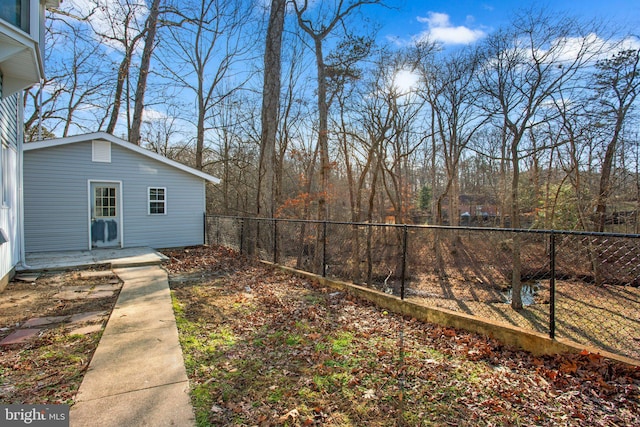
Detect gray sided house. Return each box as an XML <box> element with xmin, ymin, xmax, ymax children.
<box><xmin>1</xmin><ymin>1</ymin><xmax>60</xmax><ymax>288</ymax></box>
<box><xmin>23</xmin><ymin>132</ymin><xmax>219</xmax><ymax>252</ymax></box>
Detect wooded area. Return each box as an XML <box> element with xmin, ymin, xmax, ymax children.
<box><xmin>27</xmin><ymin>1</ymin><xmax>640</xmax><ymax>236</ymax></box>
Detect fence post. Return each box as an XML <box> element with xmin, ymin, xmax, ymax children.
<box><xmin>215</xmin><ymin>216</ymin><xmax>220</xmax><ymax>245</ymax></box>
<box><xmin>203</xmin><ymin>213</ymin><xmax>207</xmax><ymax>245</ymax></box>
<box><xmin>273</xmin><ymin>219</ymin><xmax>278</xmax><ymax>264</ymax></box>
<box><xmin>549</xmin><ymin>231</ymin><xmax>556</xmax><ymax>339</ymax></box>
<box><xmin>239</xmin><ymin>218</ymin><xmax>245</xmax><ymax>255</ymax></box>
<box><xmin>322</xmin><ymin>221</ymin><xmax>327</xmax><ymax>277</ymax></box>
<box><xmin>401</xmin><ymin>225</ymin><xmax>408</xmax><ymax>300</ymax></box>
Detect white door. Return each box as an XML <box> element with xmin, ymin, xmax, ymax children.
<box><xmin>90</xmin><ymin>182</ymin><xmax>120</xmax><ymax>248</ymax></box>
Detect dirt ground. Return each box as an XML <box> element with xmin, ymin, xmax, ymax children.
<box><xmin>400</xmin><ymin>271</ymin><xmax>640</xmax><ymax>359</ymax></box>
<box><xmin>293</xmin><ymin>232</ymin><xmax>640</xmax><ymax>362</ymax></box>
<box><xmin>0</xmin><ymin>268</ymin><xmax>121</xmax><ymax>404</ymax></box>
<box><xmin>165</xmin><ymin>245</ymin><xmax>640</xmax><ymax>426</ymax></box>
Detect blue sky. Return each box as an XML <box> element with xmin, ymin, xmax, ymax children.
<box><xmin>377</xmin><ymin>0</ymin><xmax>640</xmax><ymax>46</ymax></box>
<box><xmin>52</xmin><ymin>0</ymin><xmax>640</xmax><ymax>138</ymax></box>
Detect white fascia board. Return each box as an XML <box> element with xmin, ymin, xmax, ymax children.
<box><xmin>24</xmin><ymin>132</ymin><xmax>221</xmax><ymax>184</ymax></box>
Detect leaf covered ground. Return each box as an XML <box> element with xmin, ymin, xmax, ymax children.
<box><xmin>0</xmin><ymin>269</ymin><xmax>119</xmax><ymax>404</ymax></box>
<box><xmin>165</xmin><ymin>246</ymin><xmax>640</xmax><ymax>427</ymax></box>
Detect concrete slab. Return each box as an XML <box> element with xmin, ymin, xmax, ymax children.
<box><xmin>75</xmin><ymin>327</ymin><xmax>188</xmax><ymax>401</ymax></box>
<box><xmin>70</xmin><ymin>265</ymin><xmax>194</xmax><ymax>427</ymax></box>
<box><xmin>69</xmin><ymin>311</ymin><xmax>108</xmax><ymax>324</ymax></box>
<box><xmin>53</xmin><ymin>286</ymin><xmax>117</xmax><ymax>300</ymax></box>
<box><xmin>22</xmin><ymin>251</ymin><xmax>96</xmax><ymax>271</ymax></box>
<box><xmin>19</xmin><ymin>252</ymin><xmax>194</xmax><ymax>426</ymax></box>
<box><xmin>106</xmin><ymin>301</ymin><xmax>177</xmax><ymax>335</ymax></box>
<box><xmin>91</xmin><ymin>284</ymin><xmax>122</xmax><ymax>292</ymax></box>
<box><xmin>70</xmin><ymin>382</ymin><xmax>194</xmax><ymax>427</ymax></box>
<box><xmin>14</xmin><ymin>273</ymin><xmax>40</xmax><ymax>282</ymax></box>
<box><xmin>85</xmin><ymin>290</ymin><xmax>116</xmax><ymax>299</ymax></box>
<box><xmin>23</xmin><ymin>316</ymin><xmax>69</xmax><ymax>327</ymax></box>
<box><xmin>111</xmin><ymin>267</ymin><xmax>171</xmax><ymax>304</ymax></box>
<box><xmin>95</xmin><ymin>248</ymin><xmax>169</xmax><ymax>269</ymax></box>
<box><xmin>69</xmin><ymin>324</ymin><xmax>103</xmax><ymax>336</ymax></box>
<box><xmin>20</xmin><ymin>247</ymin><xmax>168</xmax><ymax>272</ymax></box>
<box><xmin>0</xmin><ymin>329</ymin><xmax>40</xmax><ymax>345</ymax></box>
<box><xmin>80</xmin><ymin>271</ymin><xmax>116</xmax><ymax>279</ymax></box>
<box><xmin>53</xmin><ymin>290</ymin><xmax>91</xmax><ymax>300</ymax></box>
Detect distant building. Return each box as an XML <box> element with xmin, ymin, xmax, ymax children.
<box><xmin>436</xmin><ymin>194</ymin><xmax>500</xmax><ymax>225</ymax></box>
<box><xmin>23</xmin><ymin>132</ymin><xmax>220</xmax><ymax>252</ymax></box>
<box><xmin>458</xmin><ymin>194</ymin><xmax>499</xmax><ymax>218</ymax></box>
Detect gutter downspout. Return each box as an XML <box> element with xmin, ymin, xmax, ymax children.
<box><xmin>17</xmin><ymin>89</ymin><xmax>32</xmax><ymax>270</ymax></box>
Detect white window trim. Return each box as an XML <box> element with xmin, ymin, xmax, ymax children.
<box><xmin>0</xmin><ymin>143</ymin><xmax>4</xmax><ymax>208</ymax></box>
<box><xmin>148</xmin><ymin>187</ymin><xmax>167</xmax><ymax>215</ymax></box>
<box><xmin>87</xmin><ymin>180</ymin><xmax>123</xmax><ymax>249</ymax></box>
<box><xmin>1</xmin><ymin>143</ymin><xmax>12</xmax><ymax>209</ymax></box>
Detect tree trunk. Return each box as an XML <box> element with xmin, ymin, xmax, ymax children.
<box><xmin>257</xmin><ymin>0</ymin><xmax>286</xmax><ymax>219</ymax></box>
<box><xmin>510</xmin><ymin>138</ymin><xmax>523</xmax><ymax>310</ymax></box>
<box><xmin>130</xmin><ymin>0</ymin><xmax>161</xmax><ymax>145</ymax></box>
<box><xmin>312</xmin><ymin>37</ymin><xmax>330</xmax><ymax>273</ymax></box>
<box><xmin>314</xmin><ymin>37</ymin><xmax>330</xmax><ymax>221</ymax></box>
<box><xmin>195</xmin><ymin>91</ymin><xmax>206</xmax><ymax>170</ymax></box>
<box><xmin>106</xmin><ymin>49</ymin><xmax>133</xmax><ymax>134</ymax></box>
<box><xmin>595</xmin><ymin>118</ymin><xmax>624</xmax><ymax>232</ymax></box>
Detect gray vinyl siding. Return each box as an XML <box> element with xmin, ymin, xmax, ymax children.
<box><xmin>24</xmin><ymin>141</ymin><xmax>206</xmax><ymax>252</ymax></box>
<box><xmin>1</xmin><ymin>73</ymin><xmax>21</xmax><ymax>282</ymax></box>
<box><xmin>0</xmin><ymin>70</ymin><xmax>19</xmax><ymax>148</ymax></box>
<box><xmin>0</xmin><ymin>92</ymin><xmax>19</xmax><ymax>149</ymax></box>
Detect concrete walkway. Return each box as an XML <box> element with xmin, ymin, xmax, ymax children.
<box><xmin>21</xmin><ymin>247</ymin><xmax>169</xmax><ymax>271</ymax></box>
<box><xmin>67</xmin><ymin>258</ymin><xmax>195</xmax><ymax>425</ymax></box>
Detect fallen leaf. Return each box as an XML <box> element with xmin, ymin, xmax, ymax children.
<box><xmin>280</xmin><ymin>408</ymin><xmax>300</xmax><ymax>421</ymax></box>
<box><xmin>363</xmin><ymin>389</ymin><xmax>376</xmax><ymax>399</ymax></box>
<box><xmin>560</xmin><ymin>360</ymin><xmax>578</xmax><ymax>374</ymax></box>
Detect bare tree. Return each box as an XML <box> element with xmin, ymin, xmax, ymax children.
<box><xmin>276</xmin><ymin>33</ymin><xmax>313</xmax><ymax>211</ymax></box>
<box><xmin>475</xmin><ymin>9</ymin><xmax>604</xmax><ymax>308</ymax></box>
<box><xmin>417</xmin><ymin>49</ymin><xmax>487</xmax><ymax>225</ymax></box>
<box><xmin>345</xmin><ymin>51</ymin><xmax>407</xmax><ymax>282</ymax></box>
<box><xmin>257</xmin><ymin>0</ymin><xmax>286</xmax><ymax>219</ymax></box>
<box><xmin>157</xmin><ymin>0</ymin><xmax>257</xmax><ymax>170</ymax></box>
<box><xmin>130</xmin><ymin>0</ymin><xmax>163</xmax><ymax>145</ymax></box>
<box><xmin>293</xmin><ymin>0</ymin><xmax>386</xmax><ymax>221</ymax></box>
<box><xmin>211</xmin><ymin>94</ymin><xmax>259</xmax><ymax>215</ymax></box>
<box><xmin>330</xmin><ymin>36</ymin><xmax>375</xmax><ymax>222</ymax></box>
<box><xmin>24</xmin><ymin>7</ymin><xmax>111</xmax><ymax>138</ymax></box>
<box><xmin>591</xmin><ymin>47</ymin><xmax>640</xmax><ymax>231</ymax></box>
<box><xmin>80</xmin><ymin>0</ymin><xmax>149</xmax><ymax>134</ymax></box>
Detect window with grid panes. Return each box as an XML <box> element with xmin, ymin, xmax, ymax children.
<box><xmin>148</xmin><ymin>187</ymin><xmax>166</xmax><ymax>215</ymax></box>
<box><xmin>95</xmin><ymin>187</ymin><xmax>116</xmax><ymax>217</ymax></box>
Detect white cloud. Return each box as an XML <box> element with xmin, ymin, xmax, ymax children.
<box><xmin>141</xmin><ymin>108</ymin><xmax>169</xmax><ymax>122</ymax></box>
<box><xmin>523</xmin><ymin>34</ymin><xmax>640</xmax><ymax>66</ymax></box>
<box><xmin>418</xmin><ymin>12</ymin><xmax>449</xmax><ymax>28</ymax></box>
<box><xmin>616</xmin><ymin>36</ymin><xmax>640</xmax><ymax>52</ymax></box>
<box><xmin>415</xmin><ymin>12</ymin><xmax>486</xmax><ymax>46</ymax></box>
<box><xmin>62</xmin><ymin>0</ymin><xmax>149</xmax><ymax>52</ymax></box>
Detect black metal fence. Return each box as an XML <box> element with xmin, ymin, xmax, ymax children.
<box><xmin>205</xmin><ymin>215</ymin><xmax>640</xmax><ymax>362</ymax></box>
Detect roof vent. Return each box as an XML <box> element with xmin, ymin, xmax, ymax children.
<box><xmin>92</xmin><ymin>140</ymin><xmax>111</xmax><ymax>163</ymax></box>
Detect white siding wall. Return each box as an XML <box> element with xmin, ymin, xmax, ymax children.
<box><xmin>0</xmin><ymin>74</ymin><xmax>21</xmax><ymax>283</ymax></box>
<box><xmin>24</xmin><ymin>142</ymin><xmax>207</xmax><ymax>252</ymax></box>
